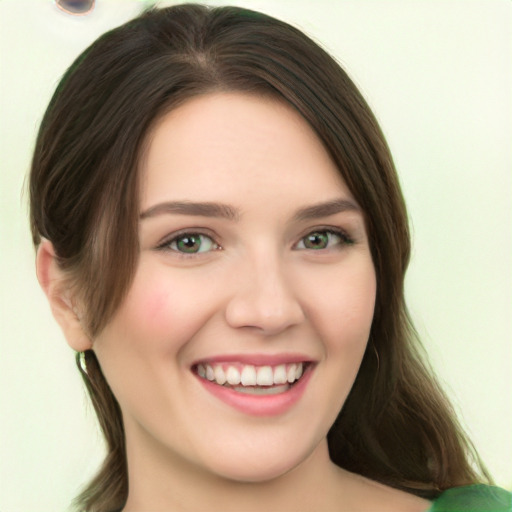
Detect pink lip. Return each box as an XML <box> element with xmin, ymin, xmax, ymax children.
<box><xmin>191</xmin><ymin>353</ymin><xmax>315</xmax><ymax>366</ymax></box>
<box><xmin>193</xmin><ymin>362</ymin><xmax>315</xmax><ymax>417</ymax></box>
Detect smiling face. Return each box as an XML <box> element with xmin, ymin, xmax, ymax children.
<box><xmin>92</xmin><ymin>92</ymin><xmax>376</xmax><ymax>484</ymax></box>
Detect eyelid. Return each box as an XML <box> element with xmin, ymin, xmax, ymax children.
<box><xmin>293</xmin><ymin>226</ymin><xmax>354</xmax><ymax>250</ymax></box>
<box><xmin>156</xmin><ymin>229</ymin><xmax>222</xmax><ymax>256</ymax></box>
<box><xmin>153</xmin><ymin>225</ymin><xmax>354</xmax><ymax>256</ymax></box>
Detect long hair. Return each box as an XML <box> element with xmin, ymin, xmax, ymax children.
<box><xmin>29</xmin><ymin>4</ymin><xmax>490</xmax><ymax>511</ymax></box>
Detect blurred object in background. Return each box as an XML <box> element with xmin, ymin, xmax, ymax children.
<box><xmin>55</xmin><ymin>0</ymin><xmax>95</xmax><ymax>16</ymax></box>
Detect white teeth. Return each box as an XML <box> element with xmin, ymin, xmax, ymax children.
<box><xmin>226</xmin><ymin>366</ymin><xmax>241</xmax><ymax>385</ymax></box>
<box><xmin>287</xmin><ymin>363</ymin><xmax>297</xmax><ymax>383</ymax></box>
<box><xmin>256</xmin><ymin>366</ymin><xmax>273</xmax><ymax>386</ymax></box>
<box><xmin>273</xmin><ymin>364</ymin><xmax>287</xmax><ymax>385</ymax></box>
<box><xmin>197</xmin><ymin>362</ymin><xmax>307</xmax><ymax>387</ymax></box>
<box><xmin>214</xmin><ymin>365</ymin><xmax>226</xmax><ymax>385</ymax></box>
<box><xmin>240</xmin><ymin>365</ymin><xmax>257</xmax><ymax>386</ymax></box>
<box><xmin>233</xmin><ymin>384</ymin><xmax>289</xmax><ymax>395</ymax></box>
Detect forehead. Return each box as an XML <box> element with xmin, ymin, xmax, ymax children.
<box><xmin>140</xmin><ymin>92</ymin><xmax>354</xmax><ymax>212</ymax></box>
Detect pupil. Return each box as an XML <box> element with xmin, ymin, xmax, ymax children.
<box><xmin>306</xmin><ymin>232</ymin><xmax>327</xmax><ymax>249</ymax></box>
<box><xmin>178</xmin><ymin>235</ymin><xmax>200</xmax><ymax>252</ymax></box>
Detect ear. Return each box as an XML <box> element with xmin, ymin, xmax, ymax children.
<box><xmin>36</xmin><ymin>240</ymin><xmax>92</xmax><ymax>351</ymax></box>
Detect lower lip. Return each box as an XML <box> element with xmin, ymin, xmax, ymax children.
<box><xmin>194</xmin><ymin>365</ymin><xmax>314</xmax><ymax>417</ymax></box>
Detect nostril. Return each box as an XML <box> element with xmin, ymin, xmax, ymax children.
<box><xmin>224</xmin><ymin>290</ymin><xmax>305</xmax><ymax>334</ymax></box>
<box><xmin>55</xmin><ymin>0</ymin><xmax>95</xmax><ymax>16</ymax></box>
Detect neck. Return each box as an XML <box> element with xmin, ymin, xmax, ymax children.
<box><xmin>123</xmin><ymin>435</ymin><xmax>352</xmax><ymax>512</ymax></box>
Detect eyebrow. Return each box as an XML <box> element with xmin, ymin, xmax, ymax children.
<box><xmin>140</xmin><ymin>201</ymin><xmax>240</xmax><ymax>221</ymax></box>
<box><xmin>139</xmin><ymin>198</ymin><xmax>360</xmax><ymax>222</ymax></box>
<box><xmin>293</xmin><ymin>198</ymin><xmax>360</xmax><ymax>221</ymax></box>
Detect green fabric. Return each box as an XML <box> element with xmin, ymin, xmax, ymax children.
<box><xmin>429</xmin><ymin>485</ymin><xmax>512</xmax><ymax>512</ymax></box>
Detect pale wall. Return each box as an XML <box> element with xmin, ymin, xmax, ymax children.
<box><xmin>1</xmin><ymin>1</ymin><xmax>510</xmax><ymax>510</ymax></box>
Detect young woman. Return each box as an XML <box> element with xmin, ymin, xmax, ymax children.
<box><xmin>30</xmin><ymin>4</ymin><xmax>511</xmax><ymax>512</ymax></box>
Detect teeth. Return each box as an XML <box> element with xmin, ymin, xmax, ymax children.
<box><xmin>226</xmin><ymin>366</ymin><xmax>241</xmax><ymax>385</ymax></box>
<box><xmin>287</xmin><ymin>364</ymin><xmax>297</xmax><ymax>383</ymax></box>
<box><xmin>214</xmin><ymin>365</ymin><xmax>227</xmax><ymax>385</ymax></box>
<box><xmin>233</xmin><ymin>384</ymin><xmax>289</xmax><ymax>395</ymax></box>
<box><xmin>273</xmin><ymin>364</ymin><xmax>287</xmax><ymax>384</ymax></box>
<box><xmin>240</xmin><ymin>365</ymin><xmax>256</xmax><ymax>386</ymax></box>
<box><xmin>199</xmin><ymin>362</ymin><xmax>305</xmax><ymax>388</ymax></box>
<box><xmin>256</xmin><ymin>366</ymin><xmax>273</xmax><ymax>386</ymax></box>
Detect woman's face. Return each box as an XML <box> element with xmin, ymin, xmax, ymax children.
<box><xmin>93</xmin><ymin>92</ymin><xmax>376</xmax><ymax>482</ymax></box>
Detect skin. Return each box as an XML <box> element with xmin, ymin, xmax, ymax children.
<box><xmin>38</xmin><ymin>92</ymin><xmax>431</xmax><ymax>511</ymax></box>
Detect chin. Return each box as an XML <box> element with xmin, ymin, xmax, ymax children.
<box><xmin>197</xmin><ymin>437</ymin><xmax>321</xmax><ymax>484</ymax></box>
<box><xmin>208</xmin><ymin>457</ymin><xmax>301</xmax><ymax>484</ymax></box>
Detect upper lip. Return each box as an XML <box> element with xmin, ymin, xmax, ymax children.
<box><xmin>191</xmin><ymin>353</ymin><xmax>317</xmax><ymax>367</ymax></box>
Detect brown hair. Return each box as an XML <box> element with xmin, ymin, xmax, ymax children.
<box><xmin>29</xmin><ymin>4</ymin><xmax>490</xmax><ymax>511</ymax></box>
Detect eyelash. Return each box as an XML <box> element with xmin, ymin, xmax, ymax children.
<box><xmin>156</xmin><ymin>230</ymin><xmax>221</xmax><ymax>259</ymax></box>
<box><xmin>294</xmin><ymin>228</ymin><xmax>354</xmax><ymax>251</ymax></box>
<box><xmin>156</xmin><ymin>227</ymin><xmax>354</xmax><ymax>258</ymax></box>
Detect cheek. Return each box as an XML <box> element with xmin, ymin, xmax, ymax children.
<box><xmin>92</xmin><ymin>266</ymin><xmax>220</xmax><ymax>415</ymax></box>
<box><xmin>116</xmin><ymin>266</ymin><xmax>217</xmax><ymax>352</ymax></box>
<box><xmin>305</xmin><ymin>259</ymin><xmax>376</xmax><ymax>349</ymax></box>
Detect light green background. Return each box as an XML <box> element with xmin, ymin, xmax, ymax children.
<box><xmin>1</xmin><ymin>0</ymin><xmax>511</xmax><ymax>510</ymax></box>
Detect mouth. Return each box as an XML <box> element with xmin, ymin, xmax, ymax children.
<box><xmin>193</xmin><ymin>361</ymin><xmax>311</xmax><ymax>396</ymax></box>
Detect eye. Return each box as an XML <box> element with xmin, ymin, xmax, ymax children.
<box><xmin>163</xmin><ymin>233</ymin><xmax>220</xmax><ymax>254</ymax></box>
<box><xmin>295</xmin><ymin>229</ymin><xmax>351</xmax><ymax>250</ymax></box>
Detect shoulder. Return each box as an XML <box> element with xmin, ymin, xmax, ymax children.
<box><xmin>430</xmin><ymin>484</ymin><xmax>512</xmax><ymax>512</ymax></box>
<box><xmin>336</xmin><ymin>470</ymin><xmax>432</xmax><ymax>511</ymax></box>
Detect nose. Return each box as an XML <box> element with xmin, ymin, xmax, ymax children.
<box><xmin>225</xmin><ymin>253</ymin><xmax>305</xmax><ymax>335</ymax></box>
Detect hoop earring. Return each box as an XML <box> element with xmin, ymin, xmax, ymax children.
<box><xmin>79</xmin><ymin>351</ymin><xmax>88</xmax><ymax>374</ymax></box>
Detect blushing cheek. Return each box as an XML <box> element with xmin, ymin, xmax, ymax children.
<box><xmin>138</xmin><ymin>285</ymin><xmax>172</xmax><ymax>328</ymax></box>
<box><xmin>120</xmin><ymin>268</ymin><xmax>213</xmax><ymax>353</ymax></box>
<box><xmin>105</xmin><ymin>268</ymin><xmax>177</xmax><ymax>353</ymax></box>
<box><xmin>94</xmin><ymin>279</ymin><xmax>179</xmax><ymax>400</ymax></box>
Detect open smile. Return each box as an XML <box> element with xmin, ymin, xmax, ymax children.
<box><xmin>192</xmin><ymin>357</ymin><xmax>315</xmax><ymax>416</ymax></box>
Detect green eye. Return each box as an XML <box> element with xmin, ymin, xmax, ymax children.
<box><xmin>169</xmin><ymin>234</ymin><xmax>218</xmax><ymax>254</ymax></box>
<box><xmin>296</xmin><ymin>230</ymin><xmax>349</xmax><ymax>250</ymax></box>
<box><xmin>303</xmin><ymin>232</ymin><xmax>330</xmax><ymax>250</ymax></box>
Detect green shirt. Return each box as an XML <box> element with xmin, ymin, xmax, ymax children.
<box><xmin>429</xmin><ymin>485</ymin><xmax>512</xmax><ymax>512</ymax></box>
